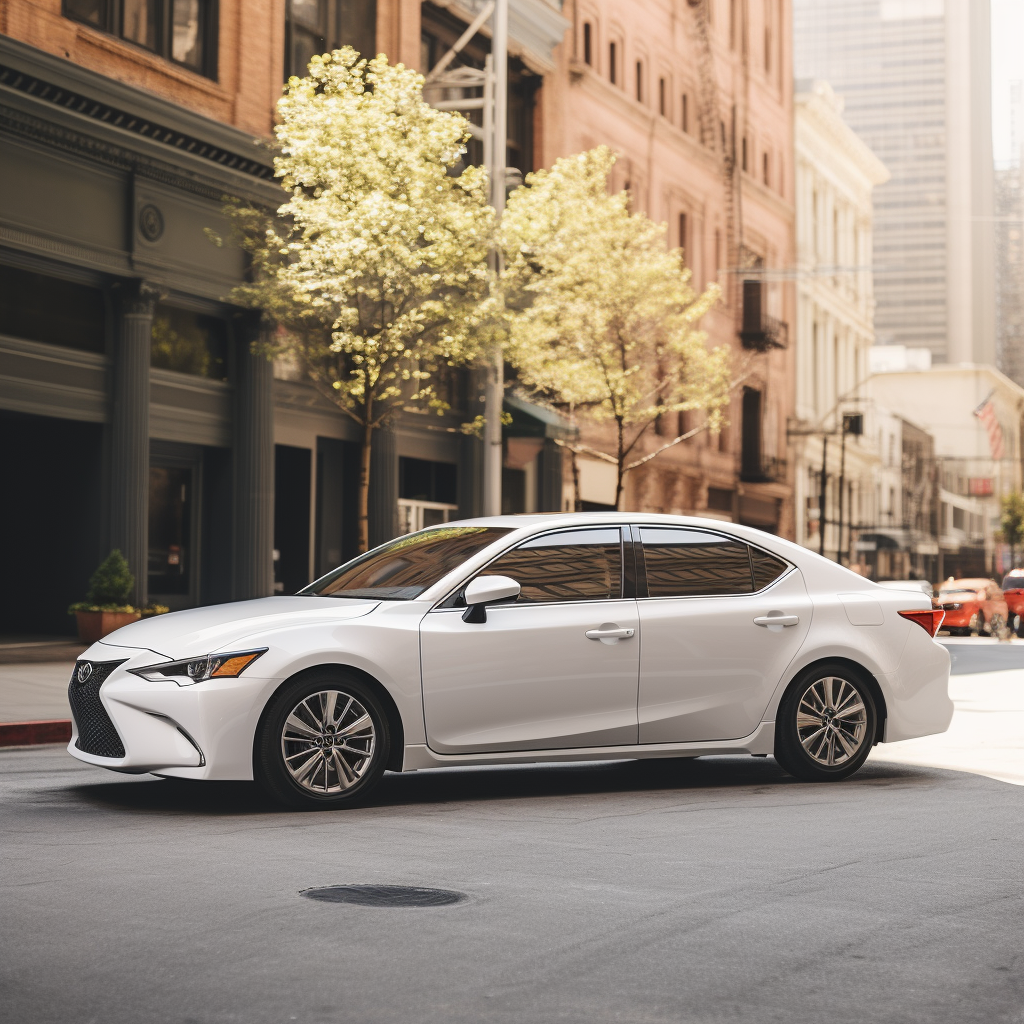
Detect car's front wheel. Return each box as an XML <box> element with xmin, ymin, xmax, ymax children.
<box><xmin>255</xmin><ymin>671</ymin><xmax>390</xmax><ymax>810</ymax></box>
<box><xmin>774</xmin><ymin>664</ymin><xmax>877</xmax><ymax>782</ymax></box>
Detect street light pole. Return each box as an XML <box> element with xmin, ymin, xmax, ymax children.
<box><xmin>482</xmin><ymin>0</ymin><xmax>508</xmax><ymax>517</ymax></box>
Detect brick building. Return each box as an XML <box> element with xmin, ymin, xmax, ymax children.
<box><xmin>535</xmin><ymin>0</ymin><xmax>797</xmax><ymax>535</ymax></box>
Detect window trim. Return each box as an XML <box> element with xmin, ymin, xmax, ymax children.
<box><xmin>434</xmin><ymin>525</ymin><xmax>632</xmax><ymax>610</ymax></box>
<box><xmin>632</xmin><ymin>525</ymin><xmax>794</xmax><ymax>601</ymax></box>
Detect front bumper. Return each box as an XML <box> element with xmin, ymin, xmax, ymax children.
<box><xmin>67</xmin><ymin>642</ymin><xmax>267</xmax><ymax>779</ymax></box>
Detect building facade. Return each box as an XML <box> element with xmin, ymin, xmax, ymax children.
<box><xmin>868</xmin><ymin>361</ymin><xmax>1024</xmax><ymax>579</ymax></box>
<box><xmin>533</xmin><ymin>0</ymin><xmax>797</xmax><ymax>536</ymax></box>
<box><xmin>0</xmin><ymin>0</ymin><xmax>568</xmax><ymax>635</ymax></box>
<box><xmin>793</xmin><ymin>0</ymin><xmax>996</xmax><ymax>367</ymax></box>
<box><xmin>790</xmin><ymin>80</ymin><xmax>891</xmax><ymax>568</ymax></box>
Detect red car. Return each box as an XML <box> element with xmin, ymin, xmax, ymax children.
<box><xmin>935</xmin><ymin>578</ymin><xmax>1009</xmax><ymax>637</ymax></box>
<box><xmin>1001</xmin><ymin>570</ymin><xmax>1024</xmax><ymax>635</ymax></box>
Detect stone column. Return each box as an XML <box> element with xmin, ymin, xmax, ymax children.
<box><xmin>110</xmin><ymin>280</ymin><xmax>158</xmax><ymax>608</ymax></box>
<box><xmin>368</xmin><ymin>420</ymin><xmax>398</xmax><ymax>548</ymax></box>
<box><xmin>233</xmin><ymin>317</ymin><xmax>275</xmax><ymax>600</ymax></box>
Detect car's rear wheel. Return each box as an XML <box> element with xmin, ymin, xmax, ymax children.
<box><xmin>255</xmin><ymin>671</ymin><xmax>390</xmax><ymax>810</ymax></box>
<box><xmin>774</xmin><ymin>663</ymin><xmax>877</xmax><ymax>782</ymax></box>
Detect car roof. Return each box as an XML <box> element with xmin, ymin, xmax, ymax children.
<box><xmin>942</xmin><ymin>578</ymin><xmax>994</xmax><ymax>588</ymax></box>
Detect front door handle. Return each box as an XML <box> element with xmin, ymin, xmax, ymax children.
<box><xmin>753</xmin><ymin>614</ymin><xmax>800</xmax><ymax>629</ymax></box>
<box><xmin>585</xmin><ymin>626</ymin><xmax>635</xmax><ymax>642</ymax></box>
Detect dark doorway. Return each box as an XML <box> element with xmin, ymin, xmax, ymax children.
<box><xmin>274</xmin><ymin>445</ymin><xmax>312</xmax><ymax>594</ymax></box>
<box><xmin>148</xmin><ymin>442</ymin><xmax>203</xmax><ymax>609</ymax></box>
<box><xmin>148</xmin><ymin>465</ymin><xmax>194</xmax><ymax>599</ymax></box>
<box><xmin>0</xmin><ymin>411</ymin><xmax>103</xmax><ymax>635</ymax></box>
<box><xmin>315</xmin><ymin>437</ymin><xmax>360</xmax><ymax>576</ymax></box>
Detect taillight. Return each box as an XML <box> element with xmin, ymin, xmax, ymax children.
<box><xmin>899</xmin><ymin>609</ymin><xmax>944</xmax><ymax>637</ymax></box>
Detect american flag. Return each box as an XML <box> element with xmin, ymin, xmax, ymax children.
<box><xmin>973</xmin><ymin>392</ymin><xmax>1006</xmax><ymax>460</ymax></box>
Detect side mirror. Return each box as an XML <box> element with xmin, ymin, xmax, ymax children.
<box><xmin>462</xmin><ymin>575</ymin><xmax>521</xmax><ymax>623</ymax></box>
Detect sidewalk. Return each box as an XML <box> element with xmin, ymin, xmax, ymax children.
<box><xmin>870</xmin><ymin>669</ymin><xmax>1024</xmax><ymax>786</ymax></box>
<box><xmin>0</xmin><ymin>661</ymin><xmax>74</xmax><ymax>722</ymax></box>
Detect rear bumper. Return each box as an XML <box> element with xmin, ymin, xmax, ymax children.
<box><xmin>882</xmin><ymin>632</ymin><xmax>953</xmax><ymax>742</ymax></box>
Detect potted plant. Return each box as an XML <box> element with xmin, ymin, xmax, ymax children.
<box><xmin>69</xmin><ymin>550</ymin><xmax>144</xmax><ymax>643</ymax></box>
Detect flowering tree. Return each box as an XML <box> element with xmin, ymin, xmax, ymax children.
<box><xmin>226</xmin><ymin>49</ymin><xmax>493</xmax><ymax>551</ymax></box>
<box><xmin>500</xmin><ymin>147</ymin><xmax>731</xmax><ymax>510</ymax></box>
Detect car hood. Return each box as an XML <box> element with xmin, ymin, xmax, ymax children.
<box><xmin>97</xmin><ymin>596</ymin><xmax>380</xmax><ymax>659</ymax></box>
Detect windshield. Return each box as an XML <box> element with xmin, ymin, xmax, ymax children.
<box><xmin>300</xmin><ymin>526</ymin><xmax>512</xmax><ymax>600</ymax></box>
<box><xmin>1003</xmin><ymin>575</ymin><xmax>1024</xmax><ymax>589</ymax></box>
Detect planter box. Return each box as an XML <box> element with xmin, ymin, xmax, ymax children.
<box><xmin>75</xmin><ymin>610</ymin><xmax>141</xmax><ymax>644</ymax></box>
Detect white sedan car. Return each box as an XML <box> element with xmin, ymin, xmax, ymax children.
<box><xmin>68</xmin><ymin>514</ymin><xmax>952</xmax><ymax>808</ymax></box>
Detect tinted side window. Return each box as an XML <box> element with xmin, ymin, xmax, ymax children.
<box><xmin>751</xmin><ymin>547</ymin><xmax>789</xmax><ymax>590</ymax></box>
<box><xmin>483</xmin><ymin>528</ymin><xmax>623</xmax><ymax>603</ymax></box>
<box><xmin>640</xmin><ymin>528</ymin><xmax>752</xmax><ymax>597</ymax></box>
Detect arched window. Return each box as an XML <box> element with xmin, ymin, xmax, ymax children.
<box><xmin>583</xmin><ymin>22</ymin><xmax>592</xmax><ymax>65</ymax></box>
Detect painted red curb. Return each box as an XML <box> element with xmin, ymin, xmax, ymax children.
<box><xmin>0</xmin><ymin>720</ymin><xmax>72</xmax><ymax>747</ymax></box>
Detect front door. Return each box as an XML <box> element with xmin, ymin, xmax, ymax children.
<box><xmin>420</xmin><ymin>527</ymin><xmax>640</xmax><ymax>753</ymax></box>
<box><xmin>636</xmin><ymin>526</ymin><xmax>812</xmax><ymax>743</ymax></box>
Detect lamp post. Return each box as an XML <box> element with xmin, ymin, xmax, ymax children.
<box><xmin>482</xmin><ymin>0</ymin><xmax>508</xmax><ymax>517</ymax></box>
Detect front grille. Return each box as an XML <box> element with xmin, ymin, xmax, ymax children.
<box><xmin>68</xmin><ymin>660</ymin><xmax>128</xmax><ymax>758</ymax></box>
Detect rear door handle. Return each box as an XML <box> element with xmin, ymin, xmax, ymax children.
<box><xmin>753</xmin><ymin>614</ymin><xmax>800</xmax><ymax>628</ymax></box>
<box><xmin>585</xmin><ymin>627</ymin><xmax>635</xmax><ymax>640</ymax></box>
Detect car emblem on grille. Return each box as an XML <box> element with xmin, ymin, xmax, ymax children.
<box><xmin>76</xmin><ymin>662</ymin><xmax>93</xmax><ymax>684</ymax></box>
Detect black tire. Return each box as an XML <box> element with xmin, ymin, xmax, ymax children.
<box><xmin>1015</xmin><ymin>614</ymin><xmax>1024</xmax><ymax>638</ymax></box>
<box><xmin>254</xmin><ymin>669</ymin><xmax>391</xmax><ymax>810</ymax></box>
<box><xmin>774</xmin><ymin>662</ymin><xmax>877</xmax><ymax>782</ymax></box>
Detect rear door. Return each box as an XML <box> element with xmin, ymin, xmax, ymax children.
<box><xmin>635</xmin><ymin>527</ymin><xmax>812</xmax><ymax>743</ymax></box>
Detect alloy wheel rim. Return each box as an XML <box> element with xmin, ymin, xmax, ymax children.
<box><xmin>281</xmin><ymin>690</ymin><xmax>375</xmax><ymax>794</ymax></box>
<box><xmin>795</xmin><ymin>676</ymin><xmax>867</xmax><ymax>767</ymax></box>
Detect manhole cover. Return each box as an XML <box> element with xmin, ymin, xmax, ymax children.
<box><xmin>301</xmin><ymin>884</ymin><xmax>467</xmax><ymax>907</ymax></box>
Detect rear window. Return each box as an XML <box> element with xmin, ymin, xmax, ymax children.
<box><xmin>302</xmin><ymin>526</ymin><xmax>511</xmax><ymax>600</ymax></box>
<box><xmin>1003</xmin><ymin>574</ymin><xmax>1024</xmax><ymax>590</ymax></box>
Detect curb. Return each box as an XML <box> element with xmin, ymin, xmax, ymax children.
<box><xmin>0</xmin><ymin>720</ymin><xmax>72</xmax><ymax>748</ymax></box>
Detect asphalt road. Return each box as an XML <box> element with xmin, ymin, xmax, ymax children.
<box><xmin>3</xmin><ymin>746</ymin><xmax>1024</xmax><ymax>1024</ymax></box>
<box><xmin>944</xmin><ymin>639</ymin><xmax>1024</xmax><ymax>674</ymax></box>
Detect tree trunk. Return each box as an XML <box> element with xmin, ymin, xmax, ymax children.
<box><xmin>358</xmin><ymin>410</ymin><xmax>373</xmax><ymax>553</ymax></box>
<box><xmin>614</xmin><ymin>417</ymin><xmax>626</xmax><ymax>511</ymax></box>
<box><xmin>571</xmin><ymin>450</ymin><xmax>582</xmax><ymax>512</ymax></box>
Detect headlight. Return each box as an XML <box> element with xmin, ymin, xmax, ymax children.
<box><xmin>129</xmin><ymin>649</ymin><xmax>267</xmax><ymax>685</ymax></box>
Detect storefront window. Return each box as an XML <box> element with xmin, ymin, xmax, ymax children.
<box><xmin>0</xmin><ymin>265</ymin><xmax>105</xmax><ymax>353</ymax></box>
<box><xmin>150</xmin><ymin>305</ymin><xmax>228</xmax><ymax>380</ymax></box>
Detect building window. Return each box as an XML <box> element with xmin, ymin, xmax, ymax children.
<box><xmin>658</xmin><ymin>76</ymin><xmax>666</xmax><ymax>116</ymax></box>
<box><xmin>0</xmin><ymin>265</ymin><xmax>105</xmax><ymax>354</ymax></box>
<box><xmin>284</xmin><ymin>0</ymin><xmax>378</xmax><ymax>80</ymax></box>
<box><xmin>682</xmin><ymin>92</ymin><xmax>689</xmax><ymax>132</ymax></box>
<box><xmin>741</xmin><ymin>136</ymin><xmax>748</xmax><ymax>172</ymax></box>
<box><xmin>609</xmin><ymin>41</ymin><xmax>617</xmax><ymax>84</ymax></box>
<box><xmin>582</xmin><ymin>21</ymin><xmax>592</xmax><ymax>65</ymax></box>
<box><xmin>150</xmin><ymin>304</ymin><xmax>228</xmax><ymax>380</ymax></box>
<box><xmin>63</xmin><ymin>0</ymin><xmax>219</xmax><ymax>79</ymax></box>
<box><xmin>763</xmin><ymin>151</ymin><xmax>770</xmax><ymax>186</ymax></box>
<box><xmin>635</xmin><ymin>61</ymin><xmax>643</xmax><ymax>102</ymax></box>
<box><xmin>678</xmin><ymin>212</ymin><xmax>688</xmax><ymax>255</ymax></box>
